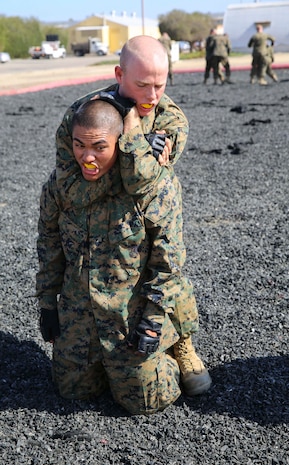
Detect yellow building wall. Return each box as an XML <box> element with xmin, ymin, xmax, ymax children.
<box><xmin>106</xmin><ymin>23</ymin><xmax>128</xmax><ymax>53</ymax></box>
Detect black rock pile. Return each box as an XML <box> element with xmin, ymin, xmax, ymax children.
<box><xmin>0</xmin><ymin>69</ymin><xmax>288</xmax><ymax>464</ymax></box>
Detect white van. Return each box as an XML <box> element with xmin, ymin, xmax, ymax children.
<box><xmin>0</xmin><ymin>52</ymin><xmax>11</xmax><ymax>63</ymax></box>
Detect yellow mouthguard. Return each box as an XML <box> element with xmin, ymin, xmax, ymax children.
<box><xmin>84</xmin><ymin>163</ymin><xmax>95</xmax><ymax>169</ymax></box>
<box><xmin>141</xmin><ymin>103</ymin><xmax>153</xmax><ymax>109</ymax></box>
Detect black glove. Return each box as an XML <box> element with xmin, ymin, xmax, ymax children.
<box><xmin>39</xmin><ymin>308</ymin><xmax>60</xmax><ymax>342</ymax></box>
<box><xmin>97</xmin><ymin>90</ymin><xmax>136</xmax><ymax>117</ymax></box>
<box><xmin>128</xmin><ymin>318</ymin><xmax>162</xmax><ymax>355</ymax></box>
<box><xmin>145</xmin><ymin>133</ymin><xmax>166</xmax><ymax>160</ymax></box>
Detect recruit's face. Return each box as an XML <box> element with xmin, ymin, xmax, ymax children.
<box><xmin>72</xmin><ymin>125</ymin><xmax>118</xmax><ymax>182</ymax></box>
<box><xmin>115</xmin><ymin>58</ymin><xmax>168</xmax><ymax>117</ymax></box>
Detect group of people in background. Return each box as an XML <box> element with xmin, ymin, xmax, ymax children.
<box><xmin>159</xmin><ymin>24</ymin><xmax>278</xmax><ymax>88</ymax></box>
<box><xmin>203</xmin><ymin>24</ymin><xmax>278</xmax><ymax>86</ymax></box>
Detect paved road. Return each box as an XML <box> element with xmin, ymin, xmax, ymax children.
<box><xmin>0</xmin><ymin>55</ymin><xmax>119</xmax><ymax>95</ymax></box>
<box><xmin>1</xmin><ymin>53</ymin><xmax>288</xmax><ymax>95</ymax></box>
<box><xmin>0</xmin><ymin>54</ymin><xmax>117</xmax><ymax>74</ymax></box>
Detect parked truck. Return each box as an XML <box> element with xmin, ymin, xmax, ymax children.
<box><xmin>71</xmin><ymin>38</ymin><xmax>108</xmax><ymax>56</ymax></box>
<box><xmin>29</xmin><ymin>35</ymin><xmax>66</xmax><ymax>59</ymax></box>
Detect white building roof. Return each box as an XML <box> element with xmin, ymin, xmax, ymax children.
<box><xmin>226</xmin><ymin>1</ymin><xmax>289</xmax><ymax>9</ymax></box>
<box><xmin>98</xmin><ymin>11</ymin><xmax>158</xmax><ymax>27</ymax></box>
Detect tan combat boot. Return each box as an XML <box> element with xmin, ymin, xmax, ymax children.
<box><xmin>272</xmin><ymin>74</ymin><xmax>278</xmax><ymax>82</ymax></box>
<box><xmin>174</xmin><ymin>336</ymin><xmax>212</xmax><ymax>397</ymax></box>
<box><xmin>258</xmin><ymin>78</ymin><xmax>268</xmax><ymax>86</ymax></box>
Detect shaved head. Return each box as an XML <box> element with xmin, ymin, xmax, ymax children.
<box><xmin>120</xmin><ymin>35</ymin><xmax>169</xmax><ymax>72</ymax></box>
<box><xmin>115</xmin><ymin>35</ymin><xmax>169</xmax><ymax>117</ymax></box>
<box><xmin>72</xmin><ymin>99</ymin><xmax>123</xmax><ymax>137</ymax></box>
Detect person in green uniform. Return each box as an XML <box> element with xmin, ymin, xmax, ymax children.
<box><xmin>203</xmin><ymin>29</ymin><xmax>216</xmax><ymax>84</ymax></box>
<box><xmin>37</xmin><ymin>36</ymin><xmax>212</xmax><ymax>411</ymax></box>
<box><xmin>248</xmin><ymin>24</ymin><xmax>276</xmax><ymax>85</ymax></box>
<box><xmin>210</xmin><ymin>33</ymin><xmax>231</xmax><ymax>85</ymax></box>
<box><xmin>159</xmin><ymin>32</ymin><xmax>174</xmax><ymax>85</ymax></box>
<box><xmin>249</xmin><ymin>43</ymin><xmax>278</xmax><ymax>84</ymax></box>
<box><xmin>220</xmin><ymin>33</ymin><xmax>232</xmax><ymax>84</ymax></box>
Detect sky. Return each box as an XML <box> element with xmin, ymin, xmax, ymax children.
<box><xmin>0</xmin><ymin>0</ymin><xmax>271</xmax><ymax>22</ymax></box>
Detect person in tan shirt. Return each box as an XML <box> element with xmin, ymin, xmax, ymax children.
<box><xmin>248</xmin><ymin>24</ymin><xmax>276</xmax><ymax>85</ymax></box>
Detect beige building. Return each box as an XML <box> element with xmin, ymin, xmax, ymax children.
<box><xmin>68</xmin><ymin>11</ymin><xmax>160</xmax><ymax>54</ymax></box>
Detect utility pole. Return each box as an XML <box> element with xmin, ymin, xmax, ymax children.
<box><xmin>141</xmin><ymin>0</ymin><xmax>145</xmax><ymax>34</ymax></box>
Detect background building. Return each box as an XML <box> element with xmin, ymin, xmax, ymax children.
<box><xmin>223</xmin><ymin>1</ymin><xmax>289</xmax><ymax>51</ymax></box>
<box><xmin>68</xmin><ymin>11</ymin><xmax>159</xmax><ymax>54</ymax></box>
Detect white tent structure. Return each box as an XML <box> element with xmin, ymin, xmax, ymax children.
<box><xmin>223</xmin><ymin>1</ymin><xmax>289</xmax><ymax>51</ymax></box>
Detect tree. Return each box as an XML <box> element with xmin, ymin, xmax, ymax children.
<box><xmin>159</xmin><ymin>9</ymin><xmax>215</xmax><ymax>51</ymax></box>
<box><xmin>0</xmin><ymin>16</ymin><xmax>43</xmax><ymax>57</ymax></box>
<box><xmin>0</xmin><ymin>15</ymin><xmax>68</xmax><ymax>58</ymax></box>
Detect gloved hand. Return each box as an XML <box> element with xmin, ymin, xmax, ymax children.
<box><xmin>145</xmin><ymin>133</ymin><xmax>166</xmax><ymax>161</ymax></box>
<box><xmin>128</xmin><ymin>317</ymin><xmax>162</xmax><ymax>355</ymax></box>
<box><xmin>39</xmin><ymin>308</ymin><xmax>60</xmax><ymax>343</ymax></box>
<box><xmin>97</xmin><ymin>90</ymin><xmax>136</xmax><ymax>117</ymax></box>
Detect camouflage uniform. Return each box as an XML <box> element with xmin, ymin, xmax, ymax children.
<box><xmin>36</xmin><ymin>89</ymin><xmax>199</xmax><ymax>414</ymax></box>
<box><xmin>55</xmin><ymin>85</ymin><xmax>198</xmax><ymax>337</ymax></box>
<box><xmin>264</xmin><ymin>45</ymin><xmax>278</xmax><ymax>81</ymax></box>
<box><xmin>56</xmin><ymin>84</ymin><xmax>188</xmax><ymax>195</ymax></box>
<box><xmin>204</xmin><ymin>32</ymin><xmax>216</xmax><ymax>82</ymax></box>
<box><xmin>221</xmin><ymin>34</ymin><xmax>231</xmax><ymax>81</ymax></box>
<box><xmin>248</xmin><ymin>31</ymin><xmax>275</xmax><ymax>80</ymax></box>
<box><xmin>36</xmin><ymin>160</ymin><xmax>198</xmax><ymax>414</ymax></box>
<box><xmin>211</xmin><ymin>34</ymin><xmax>230</xmax><ymax>83</ymax></box>
<box><xmin>249</xmin><ymin>45</ymin><xmax>278</xmax><ymax>83</ymax></box>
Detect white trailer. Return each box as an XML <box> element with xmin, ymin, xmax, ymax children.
<box><xmin>29</xmin><ymin>39</ymin><xmax>66</xmax><ymax>59</ymax></box>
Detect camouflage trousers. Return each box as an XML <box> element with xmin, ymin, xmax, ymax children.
<box><xmin>211</xmin><ymin>56</ymin><xmax>225</xmax><ymax>81</ymax></box>
<box><xmin>250</xmin><ymin>53</ymin><xmax>267</xmax><ymax>79</ymax></box>
<box><xmin>52</xmin><ymin>349</ymin><xmax>181</xmax><ymax>415</ymax></box>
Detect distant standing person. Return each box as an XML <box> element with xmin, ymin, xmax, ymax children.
<box><xmin>249</xmin><ymin>43</ymin><xmax>278</xmax><ymax>84</ymax></box>
<box><xmin>159</xmin><ymin>32</ymin><xmax>174</xmax><ymax>85</ymax></box>
<box><xmin>210</xmin><ymin>32</ymin><xmax>232</xmax><ymax>85</ymax></box>
<box><xmin>221</xmin><ymin>33</ymin><xmax>232</xmax><ymax>84</ymax></box>
<box><xmin>248</xmin><ymin>24</ymin><xmax>276</xmax><ymax>85</ymax></box>
<box><xmin>203</xmin><ymin>29</ymin><xmax>216</xmax><ymax>84</ymax></box>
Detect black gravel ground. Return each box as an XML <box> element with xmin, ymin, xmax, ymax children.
<box><xmin>1</xmin><ymin>69</ymin><xmax>288</xmax><ymax>464</ymax></box>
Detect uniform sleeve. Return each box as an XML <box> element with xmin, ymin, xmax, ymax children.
<box><xmin>227</xmin><ymin>38</ymin><xmax>232</xmax><ymax>54</ymax></box>
<box><xmin>118</xmin><ymin>93</ymin><xmax>189</xmax><ymax>197</ymax></box>
<box><xmin>268</xmin><ymin>35</ymin><xmax>275</xmax><ymax>45</ymax></box>
<box><xmin>118</xmin><ymin>123</ymin><xmax>166</xmax><ymax>196</ymax></box>
<box><xmin>138</xmin><ymin>174</ymin><xmax>186</xmax><ymax>324</ymax></box>
<box><xmin>36</xmin><ymin>170</ymin><xmax>65</xmax><ymax>310</ymax></box>
<box><xmin>148</xmin><ymin>93</ymin><xmax>189</xmax><ymax>166</ymax></box>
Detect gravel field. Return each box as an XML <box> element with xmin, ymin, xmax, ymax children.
<box><xmin>0</xmin><ymin>70</ymin><xmax>288</xmax><ymax>464</ymax></box>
